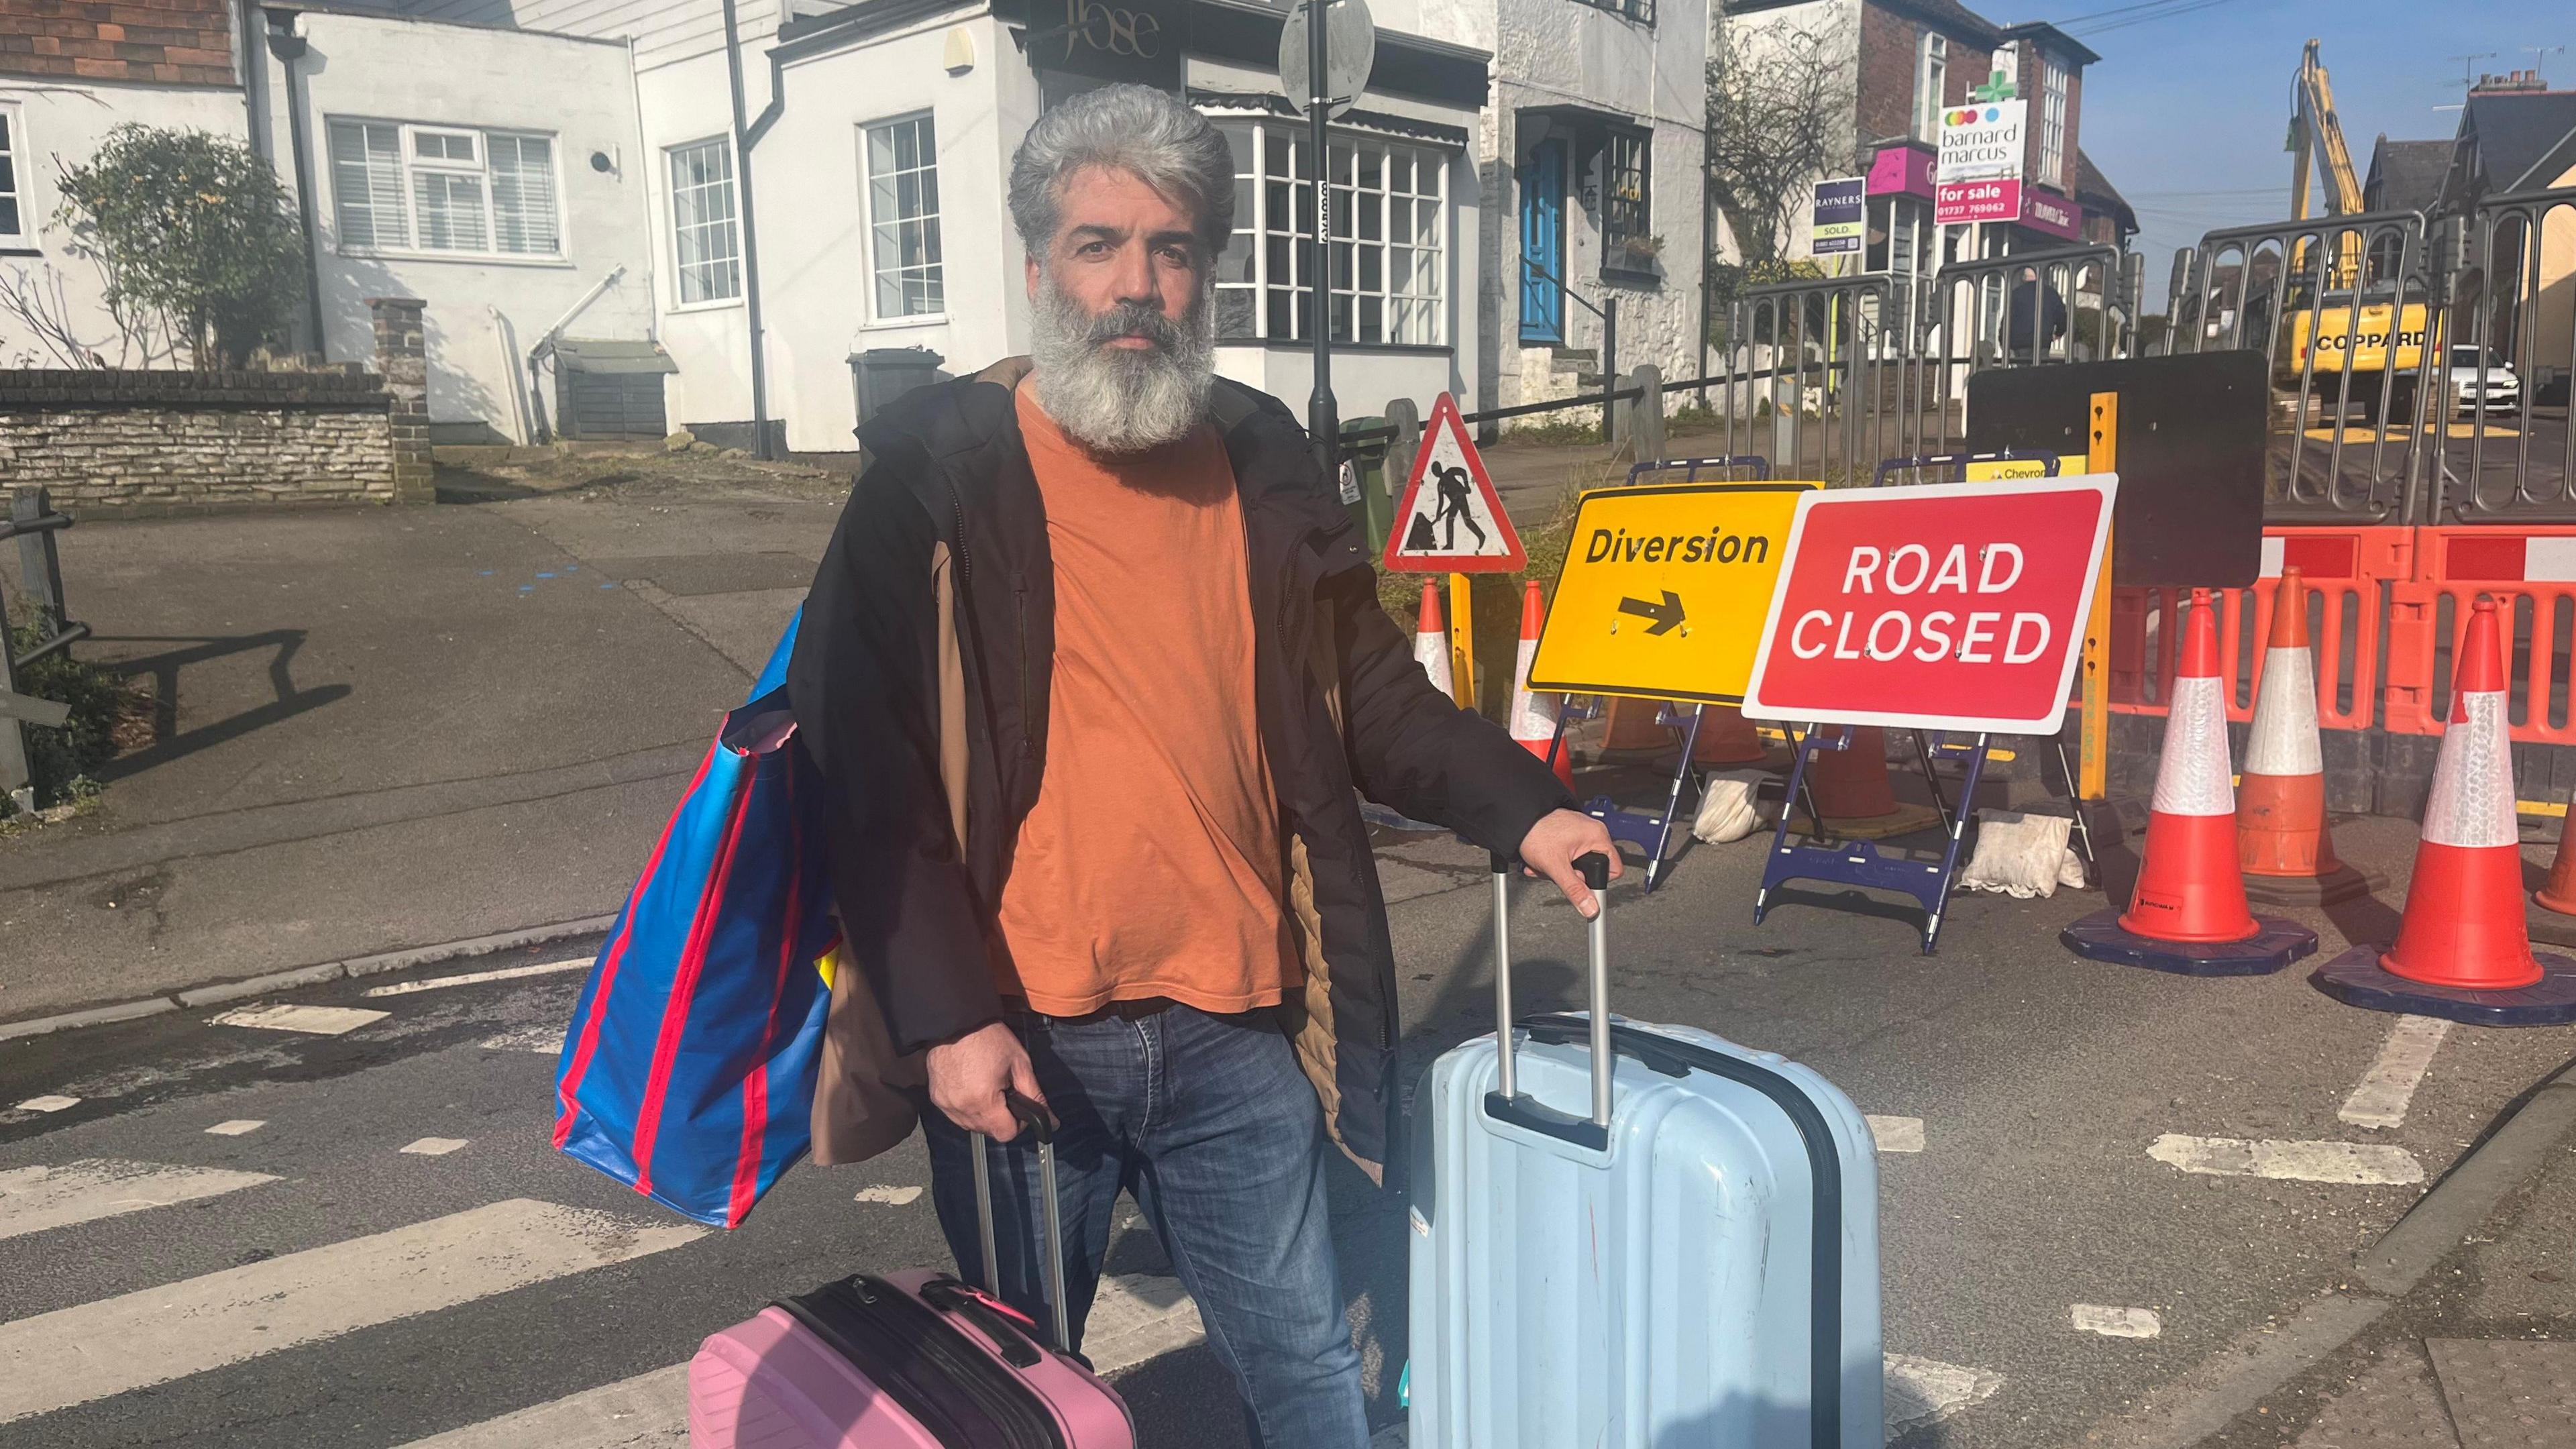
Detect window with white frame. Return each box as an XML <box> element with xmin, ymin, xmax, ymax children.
<box><xmin>862</xmin><ymin>114</ymin><xmax>943</xmax><ymax>320</ymax></box>
<box><xmin>1212</xmin><ymin>117</ymin><xmax>1447</xmax><ymax>347</ymax></box>
<box><xmin>0</xmin><ymin>106</ymin><xmax>25</xmax><ymax>244</ymax></box>
<box><xmin>1915</xmin><ymin>33</ymin><xmax>1948</xmax><ymax>142</ymax></box>
<box><xmin>325</xmin><ymin>119</ymin><xmax>560</xmax><ymax>258</ymax></box>
<box><xmin>2039</xmin><ymin>59</ymin><xmax>2069</xmax><ymax>188</ymax></box>
<box><xmin>667</xmin><ymin>138</ymin><xmax>742</xmax><ymax>305</ymax></box>
<box><xmin>1602</xmin><ymin>131</ymin><xmax>1652</xmax><ymax>272</ymax></box>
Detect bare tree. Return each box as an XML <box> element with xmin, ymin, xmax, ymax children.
<box><xmin>1705</xmin><ymin>16</ymin><xmax>1854</xmax><ymax>270</ymax></box>
<box><xmin>0</xmin><ymin>261</ymin><xmax>181</xmax><ymax>369</ymax></box>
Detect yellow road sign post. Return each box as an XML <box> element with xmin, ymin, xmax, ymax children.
<box><xmin>1527</xmin><ymin>482</ymin><xmax>1817</xmax><ymax>702</ymax></box>
<box><xmin>1447</xmin><ymin>571</ymin><xmax>1475</xmax><ymax>710</ymax></box>
<box><xmin>2080</xmin><ymin>391</ymin><xmax>2117</xmax><ymax>800</ymax></box>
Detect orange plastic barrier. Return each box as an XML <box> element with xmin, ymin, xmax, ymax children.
<box><xmin>2109</xmin><ymin>527</ymin><xmax>2408</xmax><ymax>733</ymax></box>
<box><xmin>2383</xmin><ymin>527</ymin><xmax>2576</xmax><ymax>741</ymax></box>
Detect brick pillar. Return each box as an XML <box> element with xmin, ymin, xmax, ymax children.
<box><xmin>368</xmin><ymin>297</ymin><xmax>433</xmax><ymax>504</ymax></box>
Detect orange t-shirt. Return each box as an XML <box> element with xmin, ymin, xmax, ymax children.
<box><xmin>991</xmin><ymin>385</ymin><xmax>1298</xmax><ymax>1017</ymax></box>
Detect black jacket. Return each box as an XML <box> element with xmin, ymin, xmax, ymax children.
<box><xmin>786</xmin><ymin>360</ymin><xmax>1572</xmax><ymax>1179</ymax></box>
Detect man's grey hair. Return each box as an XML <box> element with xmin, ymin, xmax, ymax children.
<box><xmin>1008</xmin><ymin>84</ymin><xmax>1236</xmax><ymax>258</ymax></box>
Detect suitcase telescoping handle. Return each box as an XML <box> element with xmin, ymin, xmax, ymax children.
<box><xmin>968</xmin><ymin>1088</ymin><xmax>1073</xmax><ymax>1354</ymax></box>
<box><xmin>1484</xmin><ymin>850</ymin><xmax>1616</xmax><ymax>1150</ymax></box>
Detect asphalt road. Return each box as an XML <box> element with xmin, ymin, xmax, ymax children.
<box><xmin>4</xmin><ymin>813</ymin><xmax>2573</xmax><ymax>1448</ymax></box>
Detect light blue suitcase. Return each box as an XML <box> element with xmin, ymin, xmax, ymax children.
<box><xmin>1407</xmin><ymin>853</ymin><xmax>1882</xmax><ymax>1448</ymax></box>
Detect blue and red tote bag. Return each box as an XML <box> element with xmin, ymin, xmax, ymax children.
<box><xmin>553</xmin><ymin>612</ymin><xmax>838</xmax><ymax>1228</ymax></box>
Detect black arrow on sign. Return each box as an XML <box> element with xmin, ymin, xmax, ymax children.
<box><xmin>1617</xmin><ymin>590</ymin><xmax>1686</xmax><ymax>636</ymax></box>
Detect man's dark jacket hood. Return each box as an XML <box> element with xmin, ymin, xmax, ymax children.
<box><xmin>787</xmin><ymin>360</ymin><xmax>1572</xmax><ymax>1180</ymax></box>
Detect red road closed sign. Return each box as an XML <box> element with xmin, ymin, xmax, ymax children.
<box><xmin>1741</xmin><ymin>475</ymin><xmax>2118</xmax><ymax>734</ymax></box>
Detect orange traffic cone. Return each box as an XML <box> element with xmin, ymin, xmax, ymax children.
<box><xmin>2536</xmin><ymin>806</ymin><xmax>2576</xmax><ymax>916</ymax></box>
<box><xmin>1413</xmin><ymin>584</ymin><xmax>1453</xmax><ymax>700</ymax></box>
<box><xmin>2316</xmin><ymin>596</ymin><xmax>2576</xmax><ymax>1024</ymax></box>
<box><xmin>1690</xmin><ymin>706</ymin><xmax>1770</xmax><ymax>766</ymax></box>
<box><xmin>1792</xmin><ymin>726</ymin><xmax>1942</xmax><ymax>840</ymax></box>
<box><xmin>2063</xmin><ymin>590</ymin><xmax>2317</xmax><ymax>974</ymax></box>
<box><xmin>2239</xmin><ymin>570</ymin><xmax>2380</xmax><ymax>905</ymax></box>
<box><xmin>2239</xmin><ymin>569</ymin><xmax>2335</xmax><ymax>875</ymax></box>
<box><xmin>1507</xmin><ymin>583</ymin><xmax>1574</xmax><ymax>790</ymax></box>
<box><xmin>2380</xmin><ymin>598</ymin><xmax>2538</xmax><ymax>988</ymax></box>
<box><xmin>1601</xmin><ymin>696</ymin><xmax>1668</xmax><ymax>753</ymax></box>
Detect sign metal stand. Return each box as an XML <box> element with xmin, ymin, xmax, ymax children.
<box><xmin>1740</xmin><ymin>460</ymin><xmax>2114</xmax><ymax>951</ymax></box>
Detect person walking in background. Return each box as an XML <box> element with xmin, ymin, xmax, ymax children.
<box><xmin>788</xmin><ymin>83</ymin><xmax>1614</xmax><ymax>1447</ymax></box>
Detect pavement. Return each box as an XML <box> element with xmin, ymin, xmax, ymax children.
<box><xmin>0</xmin><ymin>453</ymin><xmax>843</xmax><ymax>1023</ymax></box>
<box><xmin>2</xmin><ymin>447</ymin><xmax>2575</xmax><ymax>1447</ymax></box>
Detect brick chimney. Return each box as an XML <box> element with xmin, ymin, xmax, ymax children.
<box><xmin>2472</xmin><ymin>68</ymin><xmax>2548</xmax><ymax>94</ymax></box>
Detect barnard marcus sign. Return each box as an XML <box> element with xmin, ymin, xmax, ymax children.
<box><xmin>1937</xmin><ymin>101</ymin><xmax>2025</xmax><ymax>184</ymax></box>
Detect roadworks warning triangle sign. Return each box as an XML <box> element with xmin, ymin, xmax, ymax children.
<box><xmin>1382</xmin><ymin>392</ymin><xmax>1525</xmax><ymax>574</ymax></box>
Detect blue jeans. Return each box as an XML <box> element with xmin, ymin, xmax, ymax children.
<box><xmin>920</xmin><ymin>1000</ymin><xmax>1368</xmax><ymax>1449</ymax></box>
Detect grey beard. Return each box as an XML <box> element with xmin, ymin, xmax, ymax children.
<box><xmin>1028</xmin><ymin>278</ymin><xmax>1215</xmax><ymax>454</ymax></box>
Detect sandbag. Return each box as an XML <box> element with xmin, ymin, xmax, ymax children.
<box><xmin>1693</xmin><ymin>769</ymin><xmax>1774</xmax><ymax>844</ymax></box>
<box><xmin>1957</xmin><ymin>809</ymin><xmax>2088</xmax><ymax>898</ymax></box>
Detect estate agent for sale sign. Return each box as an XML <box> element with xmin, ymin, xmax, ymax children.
<box><xmin>1739</xmin><ymin>474</ymin><xmax>2118</xmax><ymax>735</ymax></box>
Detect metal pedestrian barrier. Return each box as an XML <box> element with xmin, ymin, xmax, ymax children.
<box><xmin>0</xmin><ymin>486</ymin><xmax>88</xmax><ymax>810</ymax></box>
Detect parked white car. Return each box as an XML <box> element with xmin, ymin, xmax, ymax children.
<box><xmin>2450</xmin><ymin>345</ymin><xmax>2522</xmax><ymax>416</ymax></box>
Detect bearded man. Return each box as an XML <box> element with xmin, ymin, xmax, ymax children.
<box><xmin>789</xmin><ymin>83</ymin><xmax>1613</xmax><ymax>1446</ymax></box>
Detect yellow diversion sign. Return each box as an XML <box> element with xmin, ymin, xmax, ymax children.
<box><xmin>1527</xmin><ymin>482</ymin><xmax>1817</xmax><ymax>703</ymax></box>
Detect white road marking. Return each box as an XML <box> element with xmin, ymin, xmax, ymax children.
<box><xmin>12</xmin><ymin>1095</ymin><xmax>78</xmax><ymax>1113</ymax></box>
<box><xmin>1884</xmin><ymin>1354</ymin><xmax>2004</xmax><ymax>1435</ymax></box>
<box><xmin>2072</xmin><ymin>1305</ymin><xmax>2162</xmax><ymax>1338</ymax></box>
<box><xmin>392</xmin><ymin>1364</ymin><xmax>688</xmax><ymax>1448</ymax></box>
<box><xmin>2149</xmin><ymin>1133</ymin><xmax>2424</xmax><ymax>1185</ymax></box>
<box><xmin>400</xmin><ymin>1138</ymin><xmax>470</xmax><ymax>1157</ymax></box>
<box><xmin>362</xmin><ymin>958</ymin><xmax>590</xmax><ymax>998</ymax></box>
<box><xmin>0</xmin><ymin>1197</ymin><xmax>703</xmax><ymax>1422</ymax></box>
<box><xmin>855</xmin><ymin>1185</ymin><xmax>924</xmax><ymax>1205</ymax></box>
<box><xmin>2339</xmin><ymin>1015</ymin><xmax>2452</xmax><ymax>1130</ymax></box>
<box><xmin>1087</xmin><ymin>1272</ymin><xmax>1206</xmax><ymax>1377</ymax></box>
<box><xmin>0</xmin><ymin>1160</ymin><xmax>279</xmax><ymax>1243</ymax></box>
<box><xmin>209</xmin><ymin>1004</ymin><xmax>389</xmax><ymax>1036</ymax></box>
<box><xmin>1866</xmin><ymin>1115</ymin><xmax>1925</xmax><ymax>1153</ymax></box>
<box><xmin>480</xmin><ymin>1027</ymin><xmax>561</xmax><ymax>1053</ymax></box>
<box><xmin>204</xmin><ymin>1120</ymin><xmax>266</xmax><ymax>1136</ymax></box>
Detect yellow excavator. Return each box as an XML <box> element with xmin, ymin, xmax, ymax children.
<box><xmin>2275</xmin><ymin>37</ymin><xmax>2436</xmax><ymax>419</ymax></box>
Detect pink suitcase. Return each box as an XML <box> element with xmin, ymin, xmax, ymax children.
<box><xmin>690</xmin><ymin>1095</ymin><xmax>1135</xmax><ymax>1448</ymax></box>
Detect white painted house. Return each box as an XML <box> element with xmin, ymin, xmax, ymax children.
<box><xmin>5</xmin><ymin>0</ymin><xmax>1713</xmax><ymax>453</ymax></box>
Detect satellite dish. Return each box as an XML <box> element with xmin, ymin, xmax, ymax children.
<box><xmin>1279</xmin><ymin>0</ymin><xmax>1375</xmax><ymax>119</ymax></box>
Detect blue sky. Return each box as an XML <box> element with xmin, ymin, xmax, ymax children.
<box><xmin>2056</xmin><ymin>0</ymin><xmax>2570</xmax><ymax>307</ymax></box>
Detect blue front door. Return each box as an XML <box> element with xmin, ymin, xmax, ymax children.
<box><xmin>1519</xmin><ymin>140</ymin><xmax>1565</xmax><ymax>345</ymax></box>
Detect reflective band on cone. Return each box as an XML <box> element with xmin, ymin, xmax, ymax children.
<box><xmin>2240</xmin><ymin>567</ymin><xmax>2342</xmax><ymax>878</ymax></box>
<box><xmin>2118</xmin><ymin>597</ymin><xmax>2261</xmax><ymax>944</ymax></box>
<box><xmin>2382</xmin><ymin>602</ymin><xmax>2542</xmax><ymax>990</ymax></box>
<box><xmin>1507</xmin><ymin>582</ymin><xmax>1573</xmax><ymax>789</ymax></box>
<box><xmin>1413</xmin><ymin>583</ymin><xmax>1454</xmax><ymax>700</ymax></box>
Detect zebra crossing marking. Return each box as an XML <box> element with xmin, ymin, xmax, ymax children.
<box><xmin>0</xmin><ymin>1197</ymin><xmax>703</xmax><ymax>1423</ymax></box>
<box><xmin>0</xmin><ymin>1160</ymin><xmax>278</xmax><ymax>1243</ymax></box>
<box><xmin>205</xmin><ymin>1120</ymin><xmax>267</xmax><ymax>1136</ymax></box>
<box><xmin>364</xmin><ymin>959</ymin><xmax>591</xmax><ymax>998</ymax></box>
<box><xmin>401</xmin><ymin>1138</ymin><xmax>470</xmax><ymax>1157</ymax></box>
<box><xmin>392</xmin><ymin>1364</ymin><xmax>688</xmax><ymax>1448</ymax></box>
